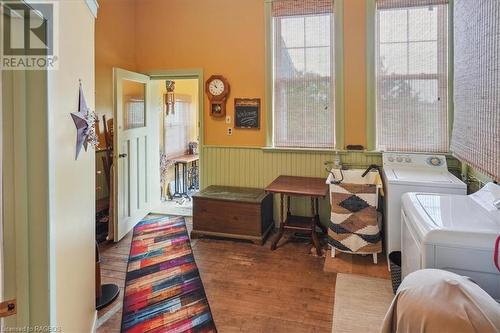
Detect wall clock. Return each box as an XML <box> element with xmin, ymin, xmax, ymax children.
<box><xmin>206</xmin><ymin>75</ymin><xmax>230</xmax><ymax>117</ymax></box>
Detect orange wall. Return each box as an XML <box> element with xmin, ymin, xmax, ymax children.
<box><xmin>97</xmin><ymin>0</ymin><xmax>368</xmax><ymax>148</ymax></box>
<box><xmin>95</xmin><ymin>0</ymin><xmax>137</xmax><ymax>146</ymax></box>
<box><xmin>135</xmin><ymin>0</ymin><xmax>266</xmax><ymax>146</ymax></box>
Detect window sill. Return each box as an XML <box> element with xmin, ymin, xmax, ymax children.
<box><xmin>202</xmin><ymin>146</ymin><xmax>454</xmax><ymax>159</ymax></box>
<box><xmin>261</xmin><ymin>147</ymin><xmax>382</xmax><ymax>155</ymax></box>
<box><xmin>262</xmin><ymin>147</ymin><xmax>335</xmax><ymax>154</ymax></box>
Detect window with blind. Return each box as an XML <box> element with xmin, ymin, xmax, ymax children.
<box><xmin>451</xmin><ymin>0</ymin><xmax>500</xmax><ymax>181</ymax></box>
<box><xmin>164</xmin><ymin>96</ymin><xmax>196</xmax><ymax>159</ymax></box>
<box><xmin>272</xmin><ymin>0</ymin><xmax>335</xmax><ymax>148</ymax></box>
<box><xmin>375</xmin><ymin>0</ymin><xmax>449</xmax><ymax>152</ymax></box>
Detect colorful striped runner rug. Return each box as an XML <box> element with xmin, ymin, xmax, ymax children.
<box><xmin>121</xmin><ymin>215</ymin><xmax>217</xmax><ymax>333</ymax></box>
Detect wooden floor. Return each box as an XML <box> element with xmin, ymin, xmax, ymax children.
<box><xmin>96</xmin><ymin>218</ymin><xmax>388</xmax><ymax>332</ymax></box>
<box><xmin>96</xmin><ymin>232</ymin><xmax>131</xmax><ymax>332</ymax></box>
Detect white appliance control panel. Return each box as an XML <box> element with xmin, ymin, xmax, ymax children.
<box><xmin>382</xmin><ymin>153</ymin><xmax>448</xmax><ymax>169</ymax></box>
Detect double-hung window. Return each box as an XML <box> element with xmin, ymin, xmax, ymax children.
<box><xmin>272</xmin><ymin>0</ymin><xmax>335</xmax><ymax>148</ymax></box>
<box><xmin>164</xmin><ymin>95</ymin><xmax>196</xmax><ymax>159</ymax></box>
<box><xmin>375</xmin><ymin>0</ymin><xmax>449</xmax><ymax>152</ymax></box>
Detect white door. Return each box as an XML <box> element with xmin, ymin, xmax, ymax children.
<box><xmin>113</xmin><ymin>69</ymin><xmax>154</xmax><ymax>241</ymax></box>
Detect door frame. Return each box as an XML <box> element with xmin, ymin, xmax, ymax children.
<box><xmin>2</xmin><ymin>70</ymin><xmax>50</xmax><ymax>328</ymax></box>
<box><xmin>146</xmin><ymin>69</ymin><xmax>205</xmax><ymax>190</ymax></box>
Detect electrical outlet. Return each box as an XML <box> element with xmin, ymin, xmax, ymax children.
<box><xmin>227</xmin><ymin>127</ymin><xmax>233</xmax><ymax>136</ymax></box>
<box><xmin>225</xmin><ymin>115</ymin><xmax>231</xmax><ymax>124</ymax></box>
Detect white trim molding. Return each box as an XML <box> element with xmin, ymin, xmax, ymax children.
<box><xmin>85</xmin><ymin>0</ymin><xmax>99</xmax><ymax>18</ymax></box>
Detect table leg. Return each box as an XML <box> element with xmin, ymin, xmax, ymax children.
<box><xmin>315</xmin><ymin>198</ymin><xmax>327</xmax><ymax>234</ymax></box>
<box><xmin>182</xmin><ymin>163</ymin><xmax>186</xmax><ymax>195</ymax></box>
<box><xmin>271</xmin><ymin>193</ymin><xmax>285</xmax><ymax>251</ymax></box>
<box><xmin>311</xmin><ymin>197</ymin><xmax>322</xmax><ymax>256</ymax></box>
<box><xmin>193</xmin><ymin>160</ymin><xmax>199</xmax><ymax>190</ymax></box>
<box><xmin>287</xmin><ymin>195</ymin><xmax>291</xmax><ymax>218</ymax></box>
<box><xmin>174</xmin><ymin>163</ymin><xmax>178</xmax><ymax>194</ymax></box>
<box><xmin>188</xmin><ymin>161</ymin><xmax>196</xmax><ymax>190</ymax></box>
<box><xmin>173</xmin><ymin>162</ymin><xmax>180</xmax><ymax>197</ymax></box>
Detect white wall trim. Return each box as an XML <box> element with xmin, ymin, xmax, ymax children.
<box><xmin>91</xmin><ymin>310</ymin><xmax>98</xmax><ymax>332</ymax></box>
<box><xmin>94</xmin><ymin>301</ymin><xmax>121</xmax><ymax>331</ymax></box>
<box><xmin>46</xmin><ymin>69</ymin><xmax>57</xmax><ymax>328</ymax></box>
<box><xmin>85</xmin><ymin>0</ymin><xmax>99</xmax><ymax>18</ymax></box>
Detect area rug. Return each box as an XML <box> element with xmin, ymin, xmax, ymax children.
<box><xmin>332</xmin><ymin>273</ymin><xmax>393</xmax><ymax>333</ymax></box>
<box><xmin>121</xmin><ymin>214</ymin><xmax>217</xmax><ymax>333</ymax></box>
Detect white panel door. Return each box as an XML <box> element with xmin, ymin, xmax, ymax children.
<box><xmin>113</xmin><ymin>68</ymin><xmax>153</xmax><ymax>241</ymax></box>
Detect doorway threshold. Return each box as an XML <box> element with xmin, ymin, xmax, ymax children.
<box><xmin>153</xmin><ymin>199</ymin><xmax>193</xmax><ymax>217</ymax></box>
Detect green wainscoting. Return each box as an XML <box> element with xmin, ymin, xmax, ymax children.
<box><xmin>200</xmin><ymin>146</ymin><xmax>383</xmax><ymax>226</ymax></box>
<box><xmin>199</xmin><ymin>146</ymin><xmax>463</xmax><ymax>226</ymax></box>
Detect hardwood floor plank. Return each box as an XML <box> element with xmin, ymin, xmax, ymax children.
<box><xmin>97</xmin><ymin>217</ymin><xmax>385</xmax><ymax>333</ymax></box>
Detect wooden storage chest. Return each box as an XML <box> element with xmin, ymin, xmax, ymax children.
<box><xmin>191</xmin><ymin>185</ymin><xmax>274</xmax><ymax>245</ymax></box>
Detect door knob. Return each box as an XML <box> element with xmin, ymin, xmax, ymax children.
<box><xmin>118</xmin><ymin>153</ymin><xmax>128</xmax><ymax>158</ymax></box>
<box><xmin>0</xmin><ymin>299</ymin><xmax>16</xmax><ymax>317</ymax></box>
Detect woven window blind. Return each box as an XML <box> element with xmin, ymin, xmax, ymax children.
<box><xmin>377</xmin><ymin>0</ymin><xmax>448</xmax><ymax>10</ymax></box>
<box><xmin>375</xmin><ymin>0</ymin><xmax>449</xmax><ymax>152</ymax></box>
<box><xmin>273</xmin><ymin>0</ymin><xmax>335</xmax><ymax>148</ymax></box>
<box><xmin>164</xmin><ymin>96</ymin><xmax>195</xmax><ymax>159</ymax></box>
<box><xmin>451</xmin><ymin>0</ymin><xmax>500</xmax><ymax>181</ymax></box>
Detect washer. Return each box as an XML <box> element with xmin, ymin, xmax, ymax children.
<box><xmin>401</xmin><ymin>183</ymin><xmax>500</xmax><ymax>300</ymax></box>
<box><xmin>382</xmin><ymin>153</ymin><xmax>466</xmax><ymax>263</ymax></box>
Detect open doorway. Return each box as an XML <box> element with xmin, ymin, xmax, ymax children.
<box><xmin>95</xmin><ymin>70</ymin><xmax>203</xmax><ymax>245</ymax></box>
<box><xmin>157</xmin><ymin>78</ymin><xmax>200</xmax><ymax>216</ymax></box>
<box><xmin>94</xmin><ymin>71</ymin><xmax>203</xmax><ymax>328</ymax></box>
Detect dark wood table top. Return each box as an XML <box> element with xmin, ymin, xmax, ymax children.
<box><xmin>265</xmin><ymin>175</ymin><xmax>328</xmax><ymax>198</ymax></box>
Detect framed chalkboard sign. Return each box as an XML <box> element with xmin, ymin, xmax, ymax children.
<box><xmin>234</xmin><ymin>98</ymin><xmax>260</xmax><ymax>129</ymax></box>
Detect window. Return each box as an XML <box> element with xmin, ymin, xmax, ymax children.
<box><xmin>376</xmin><ymin>0</ymin><xmax>449</xmax><ymax>152</ymax></box>
<box><xmin>164</xmin><ymin>95</ymin><xmax>196</xmax><ymax>158</ymax></box>
<box><xmin>451</xmin><ymin>0</ymin><xmax>500</xmax><ymax>180</ymax></box>
<box><xmin>123</xmin><ymin>79</ymin><xmax>146</xmax><ymax>129</ymax></box>
<box><xmin>272</xmin><ymin>0</ymin><xmax>335</xmax><ymax>148</ymax></box>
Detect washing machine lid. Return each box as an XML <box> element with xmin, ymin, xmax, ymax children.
<box><xmin>384</xmin><ymin>168</ymin><xmax>466</xmax><ymax>188</ymax></box>
<box><xmin>382</xmin><ymin>153</ymin><xmax>465</xmax><ymax>188</ymax></box>
<box><xmin>402</xmin><ymin>184</ymin><xmax>500</xmax><ymax>249</ymax></box>
<box><xmin>414</xmin><ymin>194</ymin><xmax>499</xmax><ymax>232</ymax></box>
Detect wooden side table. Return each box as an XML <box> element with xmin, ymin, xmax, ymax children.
<box><xmin>265</xmin><ymin>176</ymin><xmax>328</xmax><ymax>256</ymax></box>
<box><xmin>171</xmin><ymin>154</ymin><xmax>199</xmax><ymax>199</ymax></box>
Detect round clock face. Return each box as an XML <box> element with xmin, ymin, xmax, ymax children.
<box><xmin>208</xmin><ymin>79</ymin><xmax>225</xmax><ymax>96</ymax></box>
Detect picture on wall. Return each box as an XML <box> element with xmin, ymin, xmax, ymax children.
<box><xmin>234</xmin><ymin>98</ymin><xmax>260</xmax><ymax>129</ymax></box>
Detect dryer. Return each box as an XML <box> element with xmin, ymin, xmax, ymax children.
<box><xmin>382</xmin><ymin>153</ymin><xmax>466</xmax><ymax>263</ymax></box>
<box><xmin>401</xmin><ymin>183</ymin><xmax>500</xmax><ymax>300</ymax></box>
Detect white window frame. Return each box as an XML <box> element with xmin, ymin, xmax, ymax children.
<box><xmin>265</xmin><ymin>0</ymin><xmax>344</xmax><ymax>151</ymax></box>
<box><xmin>366</xmin><ymin>0</ymin><xmax>453</xmax><ymax>152</ymax></box>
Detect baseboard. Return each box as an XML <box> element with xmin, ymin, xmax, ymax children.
<box><xmin>91</xmin><ymin>310</ymin><xmax>98</xmax><ymax>333</ymax></box>
<box><xmin>85</xmin><ymin>0</ymin><xmax>99</xmax><ymax>18</ymax></box>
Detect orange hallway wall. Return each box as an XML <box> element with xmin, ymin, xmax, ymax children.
<box><xmin>95</xmin><ymin>0</ymin><xmax>137</xmax><ymax>146</ymax></box>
